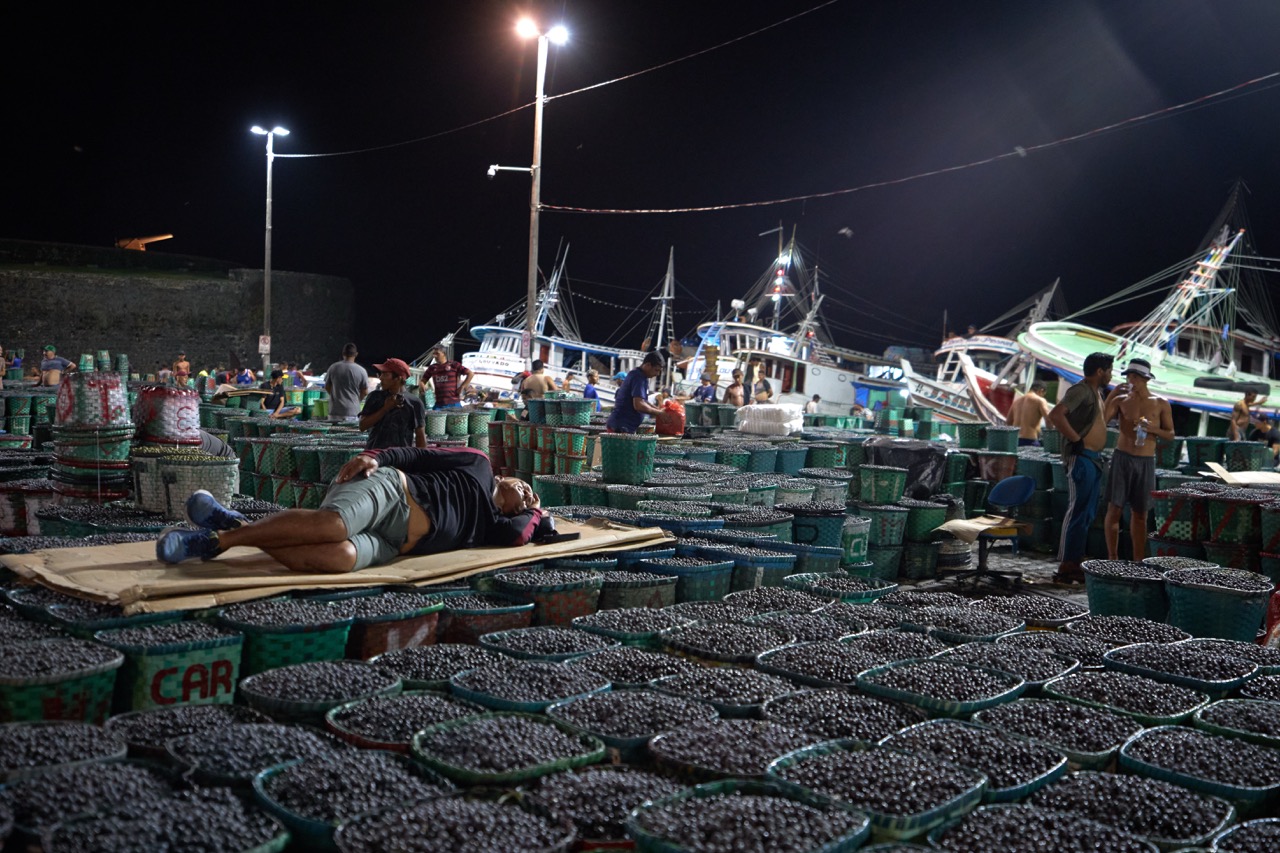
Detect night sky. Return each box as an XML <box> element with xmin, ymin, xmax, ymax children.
<box><xmin>6</xmin><ymin>1</ymin><xmax>1280</xmax><ymax>366</ymax></box>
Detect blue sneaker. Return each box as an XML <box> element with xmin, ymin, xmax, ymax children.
<box><xmin>185</xmin><ymin>490</ymin><xmax>248</xmax><ymax>531</ymax></box>
<box><xmin>156</xmin><ymin>527</ymin><xmax>221</xmax><ymax>564</ymax></box>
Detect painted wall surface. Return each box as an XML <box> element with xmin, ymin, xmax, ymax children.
<box><xmin>0</xmin><ymin>240</ymin><xmax>354</xmax><ymax>376</ymax></box>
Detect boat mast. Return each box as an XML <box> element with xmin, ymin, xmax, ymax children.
<box><xmin>652</xmin><ymin>247</ymin><xmax>676</xmax><ymax>390</ymax></box>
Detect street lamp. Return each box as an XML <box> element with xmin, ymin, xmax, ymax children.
<box><xmin>515</xmin><ymin>19</ymin><xmax>567</xmax><ymax>365</ymax></box>
<box><xmin>250</xmin><ymin>125</ymin><xmax>288</xmax><ymax>379</ymax></box>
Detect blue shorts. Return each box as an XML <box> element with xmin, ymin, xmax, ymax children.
<box><xmin>318</xmin><ymin>467</ymin><xmax>409</xmax><ymax>570</ymax></box>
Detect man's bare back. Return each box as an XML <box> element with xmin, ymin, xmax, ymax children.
<box><xmin>1012</xmin><ymin>391</ymin><xmax>1052</xmax><ymax>441</ymax></box>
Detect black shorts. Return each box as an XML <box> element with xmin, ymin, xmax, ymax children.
<box><xmin>1107</xmin><ymin>449</ymin><xmax>1156</xmax><ymax>514</ymax></box>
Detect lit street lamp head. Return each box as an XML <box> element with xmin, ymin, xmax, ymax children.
<box><xmin>250</xmin><ymin>126</ymin><xmax>289</xmax><ymax>137</ymax></box>
<box><xmin>515</xmin><ymin>18</ymin><xmax>568</xmax><ymax>44</ymax></box>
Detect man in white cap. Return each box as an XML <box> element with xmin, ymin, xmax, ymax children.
<box><xmin>1101</xmin><ymin>357</ymin><xmax>1173</xmax><ymax>560</ymax></box>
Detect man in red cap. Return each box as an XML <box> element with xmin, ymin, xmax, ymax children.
<box><xmin>359</xmin><ymin>357</ymin><xmax>426</xmax><ymax>450</ymax></box>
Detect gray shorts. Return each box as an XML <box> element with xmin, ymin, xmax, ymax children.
<box><xmin>1107</xmin><ymin>449</ymin><xmax>1156</xmax><ymax>514</ymax></box>
<box><xmin>318</xmin><ymin>467</ymin><xmax>409</xmax><ymax>570</ymax></box>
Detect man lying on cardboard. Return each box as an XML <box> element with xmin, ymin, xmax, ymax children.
<box><xmin>156</xmin><ymin>446</ymin><xmax>552</xmax><ymax>572</ymax></box>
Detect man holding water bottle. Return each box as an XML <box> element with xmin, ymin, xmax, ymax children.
<box><xmin>1101</xmin><ymin>358</ymin><xmax>1174</xmax><ymax>560</ymax></box>
<box><xmin>359</xmin><ymin>358</ymin><xmax>426</xmax><ymax>450</ymax></box>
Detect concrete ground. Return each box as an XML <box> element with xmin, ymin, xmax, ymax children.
<box><xmin>906</xmin><ymin>541</ymin><xmax>1089</xmax><ymax>609</ymax></box>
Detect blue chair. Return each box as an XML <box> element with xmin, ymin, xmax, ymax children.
<box><xmin>951</xmin><ymin>474</ymin><xmax>1036</xmax><ymax>585</ymax></box>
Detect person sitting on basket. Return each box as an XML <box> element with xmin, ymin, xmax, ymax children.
<box><xmin>155</xmin><ymin>446</ymin><xmax>552</xmax><ymax>572</ymax></box>
<box><xmin>263</xmin><ymin>370</ymin><xmax>302</xmax><ymax>419</ymax></box>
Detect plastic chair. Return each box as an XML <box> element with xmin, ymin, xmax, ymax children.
<box><xmin>950</xmin><ymin>474</ymin><xmax>1036</xmax><ymax>586</ymax></box>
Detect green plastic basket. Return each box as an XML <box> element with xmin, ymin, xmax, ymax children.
<box><xmin>901</xmin><ymin>541</ymin><xmax>941</xmax><ymax>580</ymax></box>
<box><xmin>410</xmin><ymin>712</ymin><xmax>606</xmax><ymax>785</ymax></box>
<box><xmin>0</xmin><ymin>641</ymin><xmax>124</xmax><ymax>724</ymax></box>
<box><xmin>216</xmin><ymin>612</ymin><xmax>353</xmax><ymax>677</ymax></box>
<box><xmin>597</xmin><ymin>572</ymin><xmax>679</xmax><ymax>611</ymax></box>
<box><xmin>862</xmin><ymin>546</ymin><xmax>902</xmax><ymax>582</ymax></box>
<box><xmin>899</xmin><ymin>500</ymin><xmax>947</xmax><ymax>542</ymax></box>
<box><xmin>855</xmin><ymin>502</ymin><xmax>909</xmax><ymax>547</ymax></box>
<box><xmin>956</xmin><ymin>422</ymin><xmax>986</xmax><ymax>450</ymax></box>
<box><xmin>787</xmin><ymin>507</ymin><xmax>847</xmax><ymax>549</ymax></box>
<box><xmin>985</xmin><ymin>426</ymin><xmax>1020</xmax><ymax>452</ymax></box>
<box><xmin>493</xmin><ymin>570</ymin><xmax>604</xmax><ymax>627</ymax></box>
<box><xmin>1164</xmin><ymin>568</ymin><xmax>1273</xmax><ymax>642</ymax></box>
<box><xmin>1081</xmin><ymin>565</ymin><xmax>1169</xmax><ymax>623</ymax></box>
<box><xmin>638</xmin><ymin>558</ymin><xmax>735</xmax><ymax>603</ymax></box>
<box><xmin>859</xmin><ymin>466</ymin><xmax>908</xmax><ymax>504</ymax></box>
<box><xmin>600</xmin><ymin>434</ymin><xmax>657</xmax><ymax>485</ymax></box>
<box><xmin>92</xmin><ymin>629</ymin><xmax>243</xmax><ymax>712</ymax></box>
<box><xmin>1206</xmin><ymin>494</ymin><xmax>1269</xmax><ymax>545</ymax></box>
<box><xmin>765</xmin><ymin>740</ymin><xmax>983</xmax><ymax>842</ymax></box>
<box><xmin>629</xmin><ymin>777</ymin><xmax>871</xmax><ymax>851</ymax></box>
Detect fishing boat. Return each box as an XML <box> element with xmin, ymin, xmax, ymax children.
<box><xmin>451</xmin><ymin>246</ymin><xmax>678</xmax><ymax>405</ymax></box>
<box><xmin>899</xmin><ymin>283</ymin><xmax>1062</xmax><ymax>423</ymax></box>
<box><xmin>1018</xmin><ymin>185</ymin><xmax>1280</xmax><ymax>424</ymax></box>
<box><xmin>678</xmin><ymin>232</ymin><xmax>904</xmax><ymax>412</ymax></box>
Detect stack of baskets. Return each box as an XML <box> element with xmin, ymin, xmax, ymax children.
<box><xmin>1013</xmin><ymin>448</ymin><xmax>1057</xmax><ymax>553</ymax></box>
<box><xmin>896</xmin><ymin>497</ymin><xmax>947</xmax><ymax>580</ymax></box>
<box><xmin>851</xmin><ymin>464</ymin><xmax>910</xmax><ymax>581</ymax></box>
<box><xmin>50</xmin><ymin>371</ymin><xmax>136</xmax><ymax>501</ymax></box>
<box><xmin>1199</xmin><ymin>487</ymin><xmax>1272</xmax><ymax>573</ymax></box>
<box><xmin>1148</xmin><ymin>482</ymin><xmax>1219</xmax><ymax>561</ymax></box>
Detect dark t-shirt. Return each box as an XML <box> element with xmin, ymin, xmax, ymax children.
<box><xmin>693</xmin><ymin>384</ymin><xmax>716</xmax><ymax>402</ymax></box>
<box><xmin>364</xmin><ymin>446</ymin><xmax>544</xmax><ymax>553</ymax></box>
<box><xmin>361</xmin><ymin>389</ymin><xmax>426</xmax><ymax>449</ymax></box>
<box><xmin>264</xmin><ymin>387</ymin><xmax>287</xmax><ymax>414</ymax></box>
<box><xmin>607</xmin><ymin>368</ymin><xmax>650</xmax><ymax>433</ymax></box>
<box><xmin>1059</xmin><ymin>381</ymin><xmax>1101</xmax><ymax>457</ymax></box>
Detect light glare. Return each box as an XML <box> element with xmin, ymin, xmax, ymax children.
<box><xmin>548</xmin><ymin>25</ymin><xmax>568</xmax><ymax>45</ymax></box>
<box><xmin>515</xmin><ymin>18</ymin><xmax>538</xmax><ymax>39</ymax></box>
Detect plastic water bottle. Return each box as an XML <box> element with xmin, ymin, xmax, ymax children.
<box><xmin>1135</xmin><ymin>423</ymin><xmax>1147</xmax><ymax>447</ymax></box>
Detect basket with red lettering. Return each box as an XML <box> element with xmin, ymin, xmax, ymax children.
<box><xmin>0</xmin><ymin>639</ymin><xmax>124</xmax><ymax>724</ymax></box>
<box><xmin>94</xmin><ymin>623</ymin><xmax>243</xmax><ymax>712</ymax></box>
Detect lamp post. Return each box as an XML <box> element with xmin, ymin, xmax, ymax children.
<box><xmin>515</xmin><ymin>19</ymin><xmax>567</xmax><ymax>365</ymax></box>
<box><xmin>250</xmin><ymin>125</ymin><xmax>289</xmax><ymax>380</ymax></box>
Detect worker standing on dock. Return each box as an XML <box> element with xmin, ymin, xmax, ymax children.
<box><xmin>418</xmin><ymin>346</ymin><xmax>473</xmax><ymax>409</ymax></box>
<box><xmin>325</xmin><ymin>343</ymin><xmax>368</xmax><ymax>423</ymax></box>
<box><xmin>724</xmin><ymin>370</ymin><xmax>746</xmax><ymax>407</ymax></box>
<box><xmin>360</xmin><ymin>358</ymin><xmax>426</xmax><ymax>449</ymax></box>
<box><xmin>1008</xmin><ymin>382</ymin><xmax>1053</xmax><ymax>447</ymax></box>
<box><xmin>606</xmin><ymin>352</ymin><xmax>666</xmax><ymax>433</ymax></box>
<box><xmin>1046</xmin><ymin>352</ymin><xmax>1113</xmax><ymax>583</ymax></box>
<box><xmin>1102</xmin><ymin>358</ymin><xmax>1174</xmax><ymax>561</ymax></box>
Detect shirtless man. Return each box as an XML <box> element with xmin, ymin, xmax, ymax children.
<box><xmin>1046</xmin><ymin>352</ymin><xmax>1114</xmax><ymax>583</ymax></box>
<box><xmin>1102</xmin><ymin>358</ymin><xmax>1174</xmax><ymax>560</ymax></box>
<box><xmin>520</xmin><ymin>359</ymin><xmax>558</xmax><ymax>400</ymax></box>
<box><xmin>723</xmin><ymin>369</ymin><xmax>746</xmax><ymax>407</ymax></box>
<box><xmin>173</xmin><ymin>353</ymin><xmax>192</xmax><ymax>388</ymax></box>
<box><xmin>1229</xmin><ymin>389</ymin><xmax>1268</xmax><ymax>440</ymax></box>
<box><xmin>1007</xmin><ymin>381</ymin><xmax>1053</xmax><ymax>446</ymax></box>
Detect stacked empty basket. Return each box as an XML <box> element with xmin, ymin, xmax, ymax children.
<box><xmin>853</xmin><ymin>465</ymin><xmax>909</xmax><ymax>581</ymax></box>
<box><xmin>50</xmin><ymin>371</ymin><xmax>136</xmax><ymax>502</ymax></box>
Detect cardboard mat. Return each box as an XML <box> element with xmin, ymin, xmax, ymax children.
<box><xmin>0</xmin><ymin>519</ymin><xmax>672</xmax><ymax>615</ymax></box>
<box><xmin>935</xmin><ymin>514</ymin><xmax>1029</xmax><ymax>544</ymax></box>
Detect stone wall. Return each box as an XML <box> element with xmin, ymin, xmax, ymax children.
<box><xmin>1</xmin><ymin>240</ymin><xmax>354</xmax><ymax>376</ymax></box>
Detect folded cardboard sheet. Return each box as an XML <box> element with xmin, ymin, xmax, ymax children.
<box><xmin>0</xmin><ymin>519</ymin><xmax>671</xmax><ymax>615</ymax></box>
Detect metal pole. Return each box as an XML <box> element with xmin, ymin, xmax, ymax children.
<box><xmin>262</xmin><ymin>131</ymin><xmax>275</xmax><ymax>380</ymax></box>
<box><xmin>525</xmin><ymin>34</ymin><xmax>548</xmax><ymax>367</ymax></box>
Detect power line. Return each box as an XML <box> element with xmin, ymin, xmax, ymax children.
<box><xmin>543</xmin><ymin>72</ymin><xmax>1280</xmax><ymax>215</ymax></box>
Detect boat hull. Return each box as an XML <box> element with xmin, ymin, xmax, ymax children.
<box><xmin>1019</xmin><ymin>321</ymin><xmax>1280</xmax><ymax>414</ymax></box>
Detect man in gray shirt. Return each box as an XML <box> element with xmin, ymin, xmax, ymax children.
<box><xmin>324</xmin><ymin>342</ymin><xmax>368</xmax><ymax>422</ymax></box>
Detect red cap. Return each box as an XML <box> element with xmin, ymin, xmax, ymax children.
<box><xmin>374</xmin><ymin>358</ymin><xmax>411</xmax><ymax>379</ymax></box>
